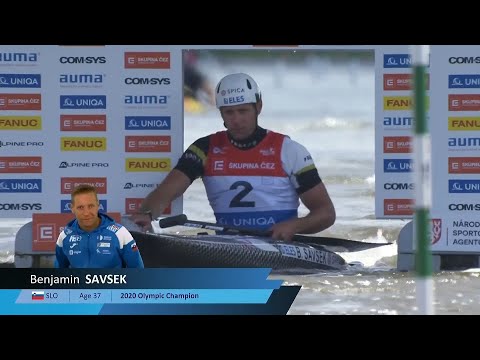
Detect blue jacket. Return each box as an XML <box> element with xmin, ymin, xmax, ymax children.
<box><xmin>55</xmin><ymin>213</ymin><xmax>144</xmax><ymax>268</ymax></box>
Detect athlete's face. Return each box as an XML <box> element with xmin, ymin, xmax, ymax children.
<box><xmin>71</xmin><ymin>192</ymin><xmax>101</xmax><ymax>232</ymax></box>
<box><xmin>220</xmin><ymin>102</ymin><xmax>262</xmax><ymax>141</ymax></box>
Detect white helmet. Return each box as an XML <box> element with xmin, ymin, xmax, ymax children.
<box><xmin>215</xmin><ymin>73</ymin><xmax>261</xmax><ymax>109</ymax></box>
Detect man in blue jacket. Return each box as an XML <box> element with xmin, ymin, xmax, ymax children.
<box><xmin>55</xmin><ymin>184</ymin><xmax>144</xmax><ymax>268</ymax></box>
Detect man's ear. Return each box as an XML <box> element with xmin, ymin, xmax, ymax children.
<box><xmin>255</xmin><ymin>100</ymin><xmax>263</xmax><ymax>115</ymax></box>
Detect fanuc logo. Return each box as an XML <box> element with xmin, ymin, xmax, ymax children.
<box><xmin>0</xmin><ymin>116</ymin><xmax>41</xmax><ymax>130</ymax></box>
<box><xmin>61</xmin><ymin>137</ymin><xmax>106</xmax><ymax>151</ymax></box>
<box><xmin>125</xmin><ymin>158</ymin><xmax>171</xmax><ymax>172</ymax></box>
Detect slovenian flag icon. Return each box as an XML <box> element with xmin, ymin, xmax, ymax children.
<box><xmin>32</xmin><ymin>291</ymin><xmax>45</xmax><ymax>301</ymax></box>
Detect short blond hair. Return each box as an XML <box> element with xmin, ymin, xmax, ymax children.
<box><xmin>71</xmin><ymin>184</ymin><xmax>99</xmax><ymax>205</ymax></box>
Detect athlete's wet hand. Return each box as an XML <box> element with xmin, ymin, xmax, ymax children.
<box><xmin>130</xmin><ymin>213</ymin><xmax>153</xmax><ymax>232</ymax></box>
<box><xmin>269</xmin><ymin>221</ymin><xmax>297</xmax><ymax>241</ymax></box>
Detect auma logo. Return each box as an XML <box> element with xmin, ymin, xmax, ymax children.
<box><xmin>0</xmin><ymin>52</ymin><xmax>38</xmax><ymax>63</ymax></box>
<box><xmin>59</xmin><ymin>74</ymin><xmax>105</xmax><ymax>84</ymax></box>
<box><xmin>0</xmin><ymin>74</ymin><xmax>41</xmax><ymax>88</ymax></box>
<box><xmin>60</xmin><ymin>95</ymin><xmax>106</xmax><ymax>109</ymax></box>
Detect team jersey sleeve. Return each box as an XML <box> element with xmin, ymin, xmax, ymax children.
<box><xmin>281</xmin><ymin>136</ymin><xmax>322</xmax><ymax>194</ymax></box>
<box><xmin>174</xmin><ymin>135</ymin><xmax>210</xmax><ymax>182</ymax></box>
<box><xmin>116</xmin><ymin>227</ymin><xmax>144</xmax><ymax>268</ymax></box>
<box><xmin>54</xmin><ymin>231</ymin><xmax>70</xmax><ymax>268</ymax></box>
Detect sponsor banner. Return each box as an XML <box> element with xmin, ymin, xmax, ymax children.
<box><xmin>448</xmin><ymin>203</ymin><xmax>480</xmax><ymax>211</ymax></box>
<box><xmin>125</xmin><ymin>158</ymin><xmax>171</xmax><ymax>172</ymax></box>
<box><xmin>383</xmin><ymin>136</ymin><xmax>412</xmax><ymax>153</ymax></box>
<box><xmin>60</xmin><ymin>200</ymin><xmax>108</xmax><ymax>213</ymax></box>
<box><xmin>124</xmin><ymin>77</ymin><xmax>171</xmax><ymax>85</ymax></box>
<box><xmin>448</xmin><ymin>137</ymin><xmax>480</xmax><ymax>150</ymax></box>
<box><xmin>0</xmin><ymin>203</ymin><xmax>41</xmax><ymax>211</ymax></box>
<box><xmin>448</xmin><ymin>74</ymin><xmax>480</xmax><ymax>88</ymax></box>
<box><xmin>59</xmin><ymin>73</ymin><xmax>105</xmax><ymax>87</ymax></box>
<box><xmin>60</xmin><ymin>114</ymin><xmax>106</xmax><ymax>131</ymax></box>
<box><xmin>0</xmin><ymin>156</ymin><xmax>41</xmax><ymax>173</ymax></box>
<box><xmin>59</xmin><ymin>161</ymin><xmax>109</xmax><ymax>169</ymax></box>
<box><xmin>383</xmin><ymin>159</ymin><xmax>412</xmax><ymax>173</ymax></box>
<box><xmin>0</xmin><ymin>179</ymin><xmax>42</xmax><ymax>193</ymax></box>
<box><xmin>383</xmin><ymin>73</ymin><xmax>430</xmax><ymax>91</ymax></box>
<box><xmin>382</xmin><ymin>116</ymin><xmax>414</xmax><ymax>130</ymax></box>
<box><xmin>123</xmin><ymin>182</ymin><xmax>157</xmax><ymax>189</ymax></box>
<box><xmin>0</xmin><ymin>52</ymin><xmax>38</xmax><ymax>66</ymax></box>
<box><xmin>60</xmin><ymin>137</ymin><xmax>106</xmax><ymax>151</ymax></box>
<box><xmin>60</xmin><ymin>95</ymin><xmax>106</xmax><ymax>109</ymax></box>
<box><xmin>0</xmin><ymin>140</ymin><xmax>43</xmax><ymax>148</ymax></box>
<box><xmin>32</xmin><ymin>212</ymin><xmax>120</xmax><ymax>252</ymax></box>
<box><xmin>448</xmin><ymin>157</ymin><xmax>480</xmax><ymax>174</ymax></box>
<box><xmin>383</xmin><ymin>96</ymin><xmax>430</xmax><ymax>111</ymax></box>
<box><xmin>125</xmin><ymin>198</ymin><xmax>171</xmax><ymax>215</ymax></box>
<box><xmin>449</xmin><ymin>94</ymin><xmax>480</xmax><ymax>111</ymax></box>
<box><xmin>0</xmin><ymin>116</ymin><xmax>41</xmax><ymax>130</ymax></box>
<box><xmin>0</xmin><ymin>74</ymin><xmax>41</xmax><ymax>88</ymax></box>
<box><xmin>125</xmin><ymin>136</ymin><xmax>171</xmax><ymax>152</ymax></box>
<box><xmin>383</xmin><ymin>54</ymin><xmax>412</xmax><ymax>68</ymax></box>
<box><xmin>384</xmin><ymin>199</ymin><xmax>414</xmax><ymax>216</ymax></box>
<box><xmin>0</xmin><ymin>93</ymin><xmax>41</xmax><ymax>110</ymax></box>
<box><xmin>59</xmin><ymin>56</ymin><xmax>107</xmax><ymax>64</ymax></box>
<box><xmin>448</xmin><ymin>117</ymin><xmax>480</xmax><ymax>131</ymax></box>
<box><xmin>124</xmin><ymin>95</ymin><xmax>169</xmax><ymax>108</ymax></box>
<box><xmin>124</xmin><ymin>116</ymin><xmax>171</xmax><ymax>130</ymax></box>
<box><xmin>449</xmin><ymin>179</ymin><xmax>480</xmax><ymax>193</ymax></box>
<box><xmin>60</xmin><ymin>177</ymin><xmax>107</xmax><ymax>194</ymax></box>
<box><xmin>383</xmin><ymin>182</ymin><xmax>414</xmax><ymax>191</ymax></box>
<box><xmin>124</xmin><ymin>52</ymin><xmax>170</xmax><ymax>69</ymax></box>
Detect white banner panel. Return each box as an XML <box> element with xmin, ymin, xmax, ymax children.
<box><xmin>0</xmin><ymin>45</ymin><xmax>183</xmax><ymax>217</ymax></box>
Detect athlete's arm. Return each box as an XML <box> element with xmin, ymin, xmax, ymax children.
<box><xmin>269</xmin><ymin>138</ymin><xmax>336</xmax><ymax>240</ymax></box>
